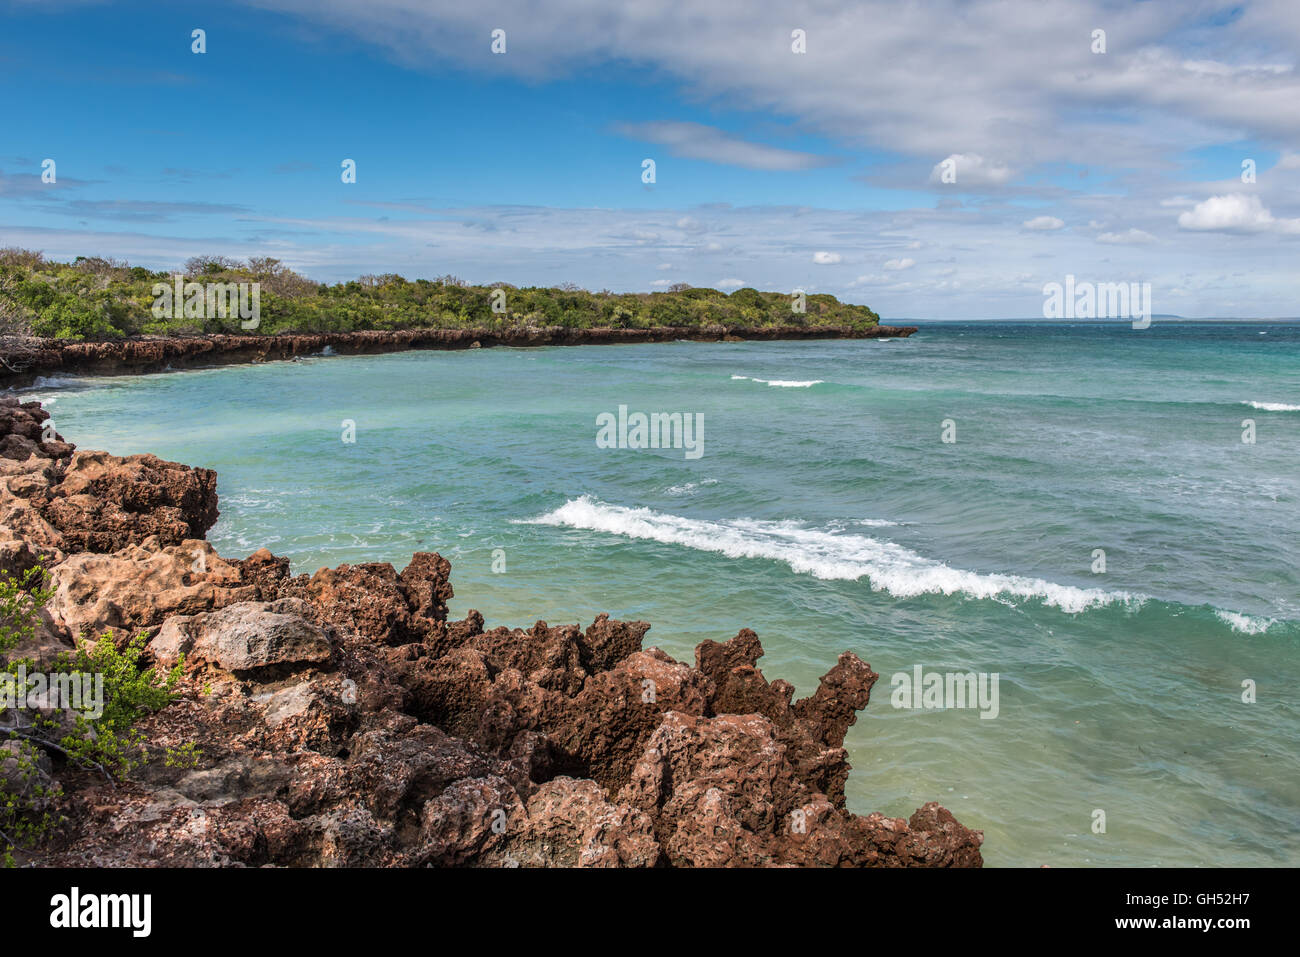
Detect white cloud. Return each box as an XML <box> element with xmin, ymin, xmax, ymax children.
<box><xmin>657</xmin><ymin>262</ymin><xmax>673</xmax><ymax>270</ymax></box>
<box><xmin>716</xmin><ymin>278</ymin><xmax>745</xmax><ymax>289</ymax></box>
<box><xmin>883</xmin><ymin>257</ymin><xmax>915</xmax><ymax>271</ymax></box>
<box><xmin>617</xmin><ymin>121</ymin><xmax>833</xmax><ymax>171</ymax></box>
<box><xmin>16</xmin><ymin>196</ymin><xmax>1300</xmax><ymax>318</ymax></box>
<box><xmin>254</xmin><ymin>0</ymin><xmax>1300</xmax><ymax>172</ymax></box>
<box><xmin>1181</xmin><ymin>59</ymin><xmax>1289</xmax><ymax>77</ymax></box>
<box><xmin>1096</xmin><ymin>228</ymin><xmax>1156</xmax><ymax>244</ymax></box>
<box><xmin>1023</xmin><ymin>216</ymin><xmax>1064</xmax><ymax>230</ymax></box>
<box><xmin>1178</xmin><ymin>193</ymin><xmax>1300</xmax><ymax>233</ymax></box>
<box><xmin>812</xmin><ymin>250</ymin><xmax>842</xmax><ymax>264</ymax></box>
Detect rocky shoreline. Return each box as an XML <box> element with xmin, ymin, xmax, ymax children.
<box><xmin>0</xmin><ymin>395</ymin><xmax>980</xmax><ymax>867</ymax></box>
<box><xmin>0</xmin><ymin>324</ymin><xmax>917</xmax><ymax>385</ymax></box>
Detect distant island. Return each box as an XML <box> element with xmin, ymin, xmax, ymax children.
<box><xmin>0</xmin><ymin>248</ymin><xmax>883</xmax><ymax>339</ymax></box>
<box><xmin>0</xmin><ymin>249</ymin><xmax>914</xmax><ymax>380</ymax></box>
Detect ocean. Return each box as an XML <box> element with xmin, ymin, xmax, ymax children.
<box><xmin>24</xmin><ymin>320</ymin><xmax>1299</xmax><ymax>866</ymax></box>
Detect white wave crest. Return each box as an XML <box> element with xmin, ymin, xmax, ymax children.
<box><xmin>1214</xmin><ymin>609</ymin><xmax>1276</xmax><ymax>635</ymax></box>
<box><xmin>1242</xmin><ymin>401</ymin><xmax>1300</xmax><ymax>412</ymax></box>
<box><xmin>731</xmin><ymin>375</ymin><xmax>824</xmax><ymax>388</ymax></box>
<box><xmin>665</xmin><ymin>479</ymin><xmax>719</xmax><ymax>495</ymax></box>
<box><xmin>523</xmin><ymin>497</ymin><xmax>1138</xmax><ymax>614</ymax></box>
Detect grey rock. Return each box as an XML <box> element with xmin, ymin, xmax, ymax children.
<box><xmin>152</xmin><ymin>598</ymin><xmax>331</xmax><ymax>673</ymax></box>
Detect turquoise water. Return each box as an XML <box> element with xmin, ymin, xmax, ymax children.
<box><xmin>23</xmin><ymin>321</ymin><xmax>1300</xmax><ymax>866</ymax></box>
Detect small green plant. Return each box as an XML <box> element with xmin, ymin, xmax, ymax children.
<box><xmin>0</xmin><ymin>565</ymin><xmax>52</xmax><ymax>661</ymax></box>
<box><xmin>49</xmin><ymin>634</ymin><xmax>185</xmax><ymax>776</ymax></box>
<box><xmin>164</xmin><ymin>742</ymin><xmax>203</xmax><ymax>769</ymax></box>
<box><xmin>0</xmin><ymin>567</ymin><xmax>187</xmax><ymax>864</ymax></box>
<box><xmin>0</xmin><ymin>743</ymin><xmax>59</xmax><ymax>868</ymax></box>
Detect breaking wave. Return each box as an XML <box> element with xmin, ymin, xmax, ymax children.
<box><xmin>524</xmin><ymin>497</ymin><xmax>1141</xmax><ymax>614</ymax></box>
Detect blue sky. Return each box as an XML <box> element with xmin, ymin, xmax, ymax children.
<box><xmin>2</xmin><ymin>0</ymin><xmax>1299</xmax><ymax>317</ymax></box>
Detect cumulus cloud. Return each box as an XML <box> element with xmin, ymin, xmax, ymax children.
<box><xmin>1178</xmin><ymin>193</ymin><xmax>1300</xmax><ymax>233</ymax></box>
<box><xmin>256</xmin><ymin>0</ymin><xmax>1300</xmax><ymax>166</ymax></box>
<box><xmin>883</xmin><ymin>258</ymin><xmax>915</xmax><ymax>271</ymax></box>
<box><xmin>812</xmin><ymin>250</ymin><xmax>841</xmax><ymax>264</ymax></box>
<box><xmin>215</xmin><ymin>0</ymin><xmax>1300</xmax><ymax>318</ymax></box>
<box><xmin>716</xmin><ymin>278</ymin><xmax>745</xmax><ymax>289</ymax></box>
<box><xmin>1023</xmin><ymin>216</ymin><xmax>1064</xmax><ymax>230</ymax></box>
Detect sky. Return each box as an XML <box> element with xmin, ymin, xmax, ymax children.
<box><xmin>2</xmin><ymin>0</ymin><xmax>1299</xmax><ymax>318</ymax></box>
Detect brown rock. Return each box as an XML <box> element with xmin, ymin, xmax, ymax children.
<box><xmin>0</xmin><ymin>398</ymin><xmax>73</xmax><ymax>463</ymax></box>
<box><xmin>42</xmin><ymin>450</ymin><xmax>218</xmax><ymax>552</ymax></box>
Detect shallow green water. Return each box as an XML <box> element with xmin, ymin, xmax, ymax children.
<box><xmin>24</xmin><ymin>321</ymin><xmax>1299</xmax><ymax>866</ymax></box>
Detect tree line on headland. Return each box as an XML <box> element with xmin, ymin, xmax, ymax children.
<box><xmin>0</xmin><ymin>248</ymin><xmax>881</xmax><ymax>340</ymax></box>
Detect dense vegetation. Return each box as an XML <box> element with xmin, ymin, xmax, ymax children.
<box><xmin>0</xmin><ymin>248</ymin><xmax>880</xmax><ymax>340</ymax></box>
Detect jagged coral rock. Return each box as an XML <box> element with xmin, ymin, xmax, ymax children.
<box><xmin>42</xmin><ymin>450</ymin><xmax>218</xmax><ymax>552</ymax></box>
<box><xmin>0</xmin><ymin>397</ymin><xmax>73</xmax><ymax>463</ymax></box>
<box><xmin>0</xmin><ymin>398</ymin><xmax>217</xmax><ymax>575</ymax></box>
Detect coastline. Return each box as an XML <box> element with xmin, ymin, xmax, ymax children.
<box><xmin>0</xmin><ymin>394</ymin><xmax>980</xmax><ymax>868</ymax></box>
<box><xmin>0</xmin><ymin>323</ymin><xmax>917</xmax><ymax>385</ymax></box>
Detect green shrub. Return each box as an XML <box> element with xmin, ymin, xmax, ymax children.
<box><xmin>0</xmin><ymin>568</ymin><xmax>185</xmax><ymax>864</ymax></box>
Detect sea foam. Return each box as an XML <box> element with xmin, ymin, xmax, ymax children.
<box><xmin>1243</xmin><ymin>401</ymin><xmax>1300</xmax><ymax>412</ymax></box>
<box><xmin>525</xmin><ymin>497</ymin><xmax>1138</xmax><ymax>613</ymax></box>
<box><xmin>1214</xmin><ymin>609</ymin><xmax>1276</xmax><ymax>635</ymax></box>
<box><xmin>731</xmin><ymin>375</ymin><xmax>824</xmax><ymax>388</ymax></box>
